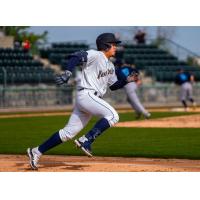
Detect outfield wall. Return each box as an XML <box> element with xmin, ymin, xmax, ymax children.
<box><xmin>0</xmin><ymin>85</ymin><xmax>73</xmax><ymax>108</ymax></box>
<box><xmin>1</xmin><ymin>83</ymin><xmax>200</xmax><ymax>108</ymax></box>
<box><xmin>105</xmin><ymin>83</ymin><xmax>200</xmax><ymax>107</ymax></box>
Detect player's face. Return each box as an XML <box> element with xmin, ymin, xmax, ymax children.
<box><xmin>105</xmin><ymin>43</ymin><xmax>117</xmax><ymax>58</ymax></box>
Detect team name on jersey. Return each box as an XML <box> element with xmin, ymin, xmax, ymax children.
<box><xmin>97</xmin><ymin>68</ymin><xmax>114</xmax><ymax>79</ymax></box>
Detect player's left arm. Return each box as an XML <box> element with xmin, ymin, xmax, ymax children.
<box><xmin>109</xmin><ymin>79</ymin><xmax>127</xmax><ymax>91</ymax></box>
<box><xmin>109</xmin><ymin>68</ymin><xmax>139</xmax><ymax>91</ymax></box>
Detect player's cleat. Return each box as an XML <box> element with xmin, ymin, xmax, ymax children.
<box><xmin>74</xmin><ymin>136</ymin><xmax>93</xmax><ymax>157</ymax></box>
<box><xmin>145</xmin><ymin>112</ymin><xmax>151</xmax><ymax>119</ymax></box>
<box><xmin>27</xmin><ymin>148</ymin><xmax>40</xmax><ymax>170</ymax></box>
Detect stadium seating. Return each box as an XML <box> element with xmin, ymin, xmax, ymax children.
<box><xmin>5</xmin><ymin>42</ymin><xmax>196</xmax><ymax>84</ymax></box>
<box><xmin>0</xmin><ymin>48</ymin><xmax>55</xmax><ymax>85</ymax></box>
<box><xmin>118</xmin><ymin>44</ymin><xmax>200</xmax><ymax>82</ymax></box>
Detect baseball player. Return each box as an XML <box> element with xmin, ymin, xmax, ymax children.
<box><xmin>115</xmin><ymin>59</ymin><xmax>151</xmax><ymax>119</ymax></box>
<box><xmin>175</xmin><ymin>68</ymin><xmax>196</xmax><ymax>111</ymax></box>
<box><xmin>27</xmin><ymin>33</ymin><xmax>138</xmax><ymax>170</ymax></box>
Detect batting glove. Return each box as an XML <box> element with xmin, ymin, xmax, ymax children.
<box><xmin>55</xmin><ymin>70</ymin><xmax>72</xmax><ymax>85</ymax></box>
<box><xmin>127</xmin><ymin>72</ymin><xmax>139</xmax><ymax>83</ymax></box>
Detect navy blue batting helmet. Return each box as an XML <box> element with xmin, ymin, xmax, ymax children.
<box><xmin>96</xmin><ymin>33</ymin><xmax>121</xmax><ymax>51</ymax></box>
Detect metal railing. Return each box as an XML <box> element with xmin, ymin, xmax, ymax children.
<box><xmin>116</xmin><ymin>38</ymin><xmax>200</xmax><ymax>61</ymax></box>
<box><xmin>157</xmin><ymin>38</ymin><xmax>200</xmax><ymax>62</ymax></box>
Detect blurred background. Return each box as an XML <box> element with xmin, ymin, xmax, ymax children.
<box><xmin>0</xmin><ymin>26</ymin><xmax>200</xmax><ymax>110</ymax></box>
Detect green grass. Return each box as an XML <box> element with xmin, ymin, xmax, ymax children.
<box><xmin>94</xmin><ymin>127</ymin><xmax>200</xmax><ymax>159</ymax></box>
<box><xmin>0</xmin><ymin>111</ymin><xmax>200</xmax><ymax>159</ymax></box>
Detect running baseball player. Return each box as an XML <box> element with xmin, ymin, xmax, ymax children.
<box><xmin>27</xmin><ymin>33</ymin><xmax>138</xmax><ymax>170</ymax></box>
<box><xmin>115</xmin><ymin>59</ymin><xmax>151</xmax><ymax>119</ymax></box>
<box><xmin>175</xmin><ymin>68</ymin><xmax>196</xmax><ymax>111</ymax></box>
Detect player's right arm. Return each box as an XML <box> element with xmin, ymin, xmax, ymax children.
<box><xmin>55</xmin><ymin>50</ymin><xmax>88</xmax><ymax>85</ymax></box>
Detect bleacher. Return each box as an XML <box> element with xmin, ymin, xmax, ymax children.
<box><xmin>40</xmin><ymin>42</ymin><xmax>89</xmax><ymax>70</ymax></box>
<box><xmin>40</xmin><ymin>42</ymin><xmax>200</xmax><ymax>82</ymax></box>
<box><xmin>120</xmin><ymin>44</ymin><xmax>200</xmax><ymax>82</ymax></box>
<box><xmin>1</xmin><ymin>42</ymin><xmax>199</xmax><ymax>86</ymax></box>
<box><xmin>0</xmin><ymin>48</ymin><xmax>55</xmax><ymax>84</ymax></box>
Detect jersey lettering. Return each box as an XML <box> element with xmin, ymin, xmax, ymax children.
<box><xmin>97</xmin><ymin>68</ymin><xmax>114</xmax><ymax>79</ymax></box>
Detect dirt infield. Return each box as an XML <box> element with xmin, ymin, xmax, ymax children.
<box><xmin>1</xmin><ymin>107</ymin><xmax>200</xmax><ymax>119</ymax></box>
<box><xmin>1</xmin><ymin>154</ymin><xmax>200</xmax><ymax>172</ymax></box>
<box><xmin>116</xmin><ymin>114</ymin><xmax>200</xmax><ymax>128</ymax></box>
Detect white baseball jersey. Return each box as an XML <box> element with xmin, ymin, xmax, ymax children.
<box><xmin>78</xmin><ymin>49</ymin><xmax>118</xmax><ymax>97</ymax></box>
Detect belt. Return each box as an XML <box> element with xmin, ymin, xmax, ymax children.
<box><xmin>78</xmin><ymin>88</ymin><xmax>102</xmax><ymax>98</ymax></box>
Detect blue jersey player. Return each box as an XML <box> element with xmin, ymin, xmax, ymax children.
<box><xmin>175</xmin><ymin>68</ymin><xmax>196</xmax><ymax>111</ymax></box>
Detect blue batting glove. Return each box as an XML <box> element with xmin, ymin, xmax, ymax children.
<box><xmin>55</xmin><ymin>70</ymin><xmax>72</xmax><ymax>85</ymax></box>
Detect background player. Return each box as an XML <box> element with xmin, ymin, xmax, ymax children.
<box><xmin>115</xmin><ymin>59</ymin><xmax>151</xmax><ymax>119</ymax></box>
<box><xmin>27</xmin><ymin>33</ymin><xmax>138</xmax><ymax>170</ymax></box>
<box><xmin>175</xmin><ymin>68</ymin><xmax>196</xmax><ymax>111</ymax></box>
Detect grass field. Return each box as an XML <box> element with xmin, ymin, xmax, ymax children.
<box><xmin>0</xmin><ymin>111</ymin><xmax>200</xmax><ymax>159</ymax></box>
